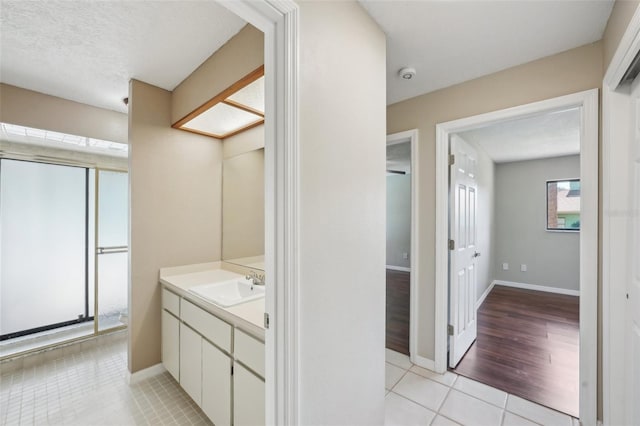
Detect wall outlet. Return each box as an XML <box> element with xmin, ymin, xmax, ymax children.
<box><xmin>402</xmin><ymin>252</ymin><xmax>408</xmax><ymax>260</ymax></box>
<box><xmin>521</xmin><ymin>264</ymin><xmax>527</xmax><ymax>272</ymax></box>
<box><xmin>502</xmin><ymin>263</ymin><xmax>509</xmax><ymax>271</ymax></box>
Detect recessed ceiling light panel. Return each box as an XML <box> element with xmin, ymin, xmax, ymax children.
<box><xmin>182</xmin><ymin>103</ymin><xmax>262</xmax><ymax>137</ymax></box>
<box><xmin>173</xmin><ymin>66</ymin><xmax>265</xmax><ymax>139</ymax></box>
<box><xmin>226</xmin><ymin>76</ymin><xmax>264</xmax><ymax>114</ymax></box>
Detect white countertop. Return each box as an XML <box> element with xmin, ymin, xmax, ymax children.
<box><xmin>159</xmin><ymin>262</ymin><xmax>265</xmax><ymax>340</ymax></box>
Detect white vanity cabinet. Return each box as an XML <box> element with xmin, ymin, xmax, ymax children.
<box><xmin>234</xmin><ymin>363</ymin><xmax>265</xmax><ymax>426</ymax></box>
<box><xmin>234</xmin><ymin>329</ymin><xmax>265</xmax><ymax>426</ymax></box>
<box><xmin>161</xmin><ymin>289</ymin><xmax>180</xmax><ymax>381</ymax></box>
<box><xmin>202</xmin><ymin>340</ymin><xmax>231</xmax><ymax>426</ymax></box>
<box><xmin>160</xmin><ymin>285</ymin><xmax>264</xmax><ymax>426</ymax></box>
<box><xmin>179</xmin><ymin>323</ymin><xmax>203</xmax><ymax>405</ymax></box>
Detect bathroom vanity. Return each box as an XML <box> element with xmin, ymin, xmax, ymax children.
<box><xmin>159</xmin><ymin>262</ymin><xmax>265</xmax><ymax>426</ymax></box>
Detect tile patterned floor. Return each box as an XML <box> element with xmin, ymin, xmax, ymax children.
<box><xmin>0</xmin><ymin>332</ymin><xmax>211</xmax><ymax>426</ymax></box>
<box><xmin>385</xmin><ymin>349</ymin><xmax>580</xmax><ymax>426</ymax></box>
<box><xmin>1</xmin><ymin>336</ymin><xmax>581</xmax><ymax>426</ymax></box>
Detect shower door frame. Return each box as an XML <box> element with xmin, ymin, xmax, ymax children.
<box><xmin>92</xmin><ymin>167</ymin><xmax>129</xmax><ymax>336</ymax></box>
<box><xmin>0</xmin><ymin>156</ymin><xmax>128</xmax><ymax>358</ymax></box>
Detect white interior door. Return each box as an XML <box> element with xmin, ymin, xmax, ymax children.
<box><xmin>627</xmin><ymin>76</ymin><xmax>640</xmax><ymax>426</ymax></box>
<box><xmin>448</xmin><ymin>135</ymin><xmax>479</xmax><ymax>368</ymax></box>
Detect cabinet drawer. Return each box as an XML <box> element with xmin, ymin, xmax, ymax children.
<box><xmin>234</xmin><ymin>329</ymin><xmax>265</xmax><ymax>378</ymax></box>
<box><xmin>181</xmin><ymin>299</ymin><xmax>232</xmax><ymax>352</ymax></box>
<box><xmin>162</xmin><ymin>288</ymin><xmax>180</xmax><ymax>317</ymax></box>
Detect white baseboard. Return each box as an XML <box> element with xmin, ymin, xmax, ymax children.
<box><xmin>127</xmin><ymin>363</ymin><xmax>166</xmax><ymax>385</ymax></box>
<box><xmin>476</xmin><ymin>281</ymin><xmax>496</xmax><ymax>310</ymax></box>
<box><xmin>493</xmin><ymin>280</ymin><xmax>580</xmax><ymax>296</ymax></box>
<box><xmin>386</xmin><ymin>265</ymin><xmax>411</xmax><ymax>272</ymax></box>
<box><xmin>411</xmin><ymin>354</ymin><xmax>436</xmax><ymax>372</ymax></box>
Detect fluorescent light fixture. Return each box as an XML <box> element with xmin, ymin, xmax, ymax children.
<box><xmin>226</xmin><ymin>76</ymin><xmax>264</xmax><ymax>113</ymax></box>
<box><xmin>174</xmin><ymin>67</ymin><xmax>265</xmax><ymax>139</ymax></box>
<box><xmin>182</xmin><ymin>102</ymin><xmax>262</xmax><ymax>138</ymax></box>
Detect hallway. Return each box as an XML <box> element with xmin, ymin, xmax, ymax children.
<box><xmin>385</xmin><ymin>349</ymin><xmax>577</xmax><ymax>425</ymax></box>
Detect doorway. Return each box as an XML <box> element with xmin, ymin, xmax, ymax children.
<box><xmin>446</xmin><ymin>114</ymin><xmax>583</xmax><ymax>414</ymax></box>
<box><xmin>433</xmin><ymin>89</ymin><xmax>598</xmax><ymax>424</ymax></box>
<box><xmin>386</xmin><ymin>130</ymin><xmax>418</xmax><ymax>361</ymax></box>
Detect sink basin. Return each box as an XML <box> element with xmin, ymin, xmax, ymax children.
<box><xmin>188</xmin><ymin>279</ymin><xmax>265</xmax><ymax>307</ymax></box>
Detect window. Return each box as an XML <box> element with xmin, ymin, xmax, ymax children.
<box><xmin>547</xmin><ymin>179</ymin><xmax>580</xmax><ymax>231</ymax></box>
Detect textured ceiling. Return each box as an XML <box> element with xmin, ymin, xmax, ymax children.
<box><xmin>458</xmin><ymin>108</ymin><xmax>580</xmax><ymax>163</ymax></box>
<box><xmin>1</xmin><ymin>2</ymin><xmax>615</xmax><ymax>114</ymax></box>
<box><xmin>0</xmin><ymin>1</ymin><xmax>246</xmax><ymax>113</ymax></box>
<box><xmin>360</xmin><ymin>0</ymin><xmax>614</xmax><ymax>105</ymax></box>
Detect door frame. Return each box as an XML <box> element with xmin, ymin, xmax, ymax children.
<box><xmin>386</xmin><ymin>129</ymin><xmax>419</xmax><ymax>363</ymax></box>
<box><xmin>216</xmin><ymin>2</ymin><xmax>299</xmax><ymax>425</ymax></box>
<box><xmin>602</xmin><ymin>7</ymin><xmax>640</xmax><ymax>425</ymax></box>
<box><xmin>433</xmin><ymin>89</ymin><xmax>598</xmax><ymax>425</ymax></box>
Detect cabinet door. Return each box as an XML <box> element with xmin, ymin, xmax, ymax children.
<box><xmin>180</xmin><ymin>323</ymin><xmax>202</xmax><ymax>406</ymax></box>
<box><xmin>234</xmin><ymin>363</ymin><xmax>265</xmax><ymax>426</ymax></box>
<box><xmin>161</xmin><ymin>310</ymin><xmax>180</xmax><ymax>381</ymax></box>
<box><xmin>202</xmin><ymin>340</ymin><xmax>231</xmax><ymax>426</ymax></box>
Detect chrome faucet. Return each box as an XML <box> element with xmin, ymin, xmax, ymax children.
<box><xmin>246</xmin><ymin>270</ymin><xmax>265</xmax><ymax>286</ymax></box>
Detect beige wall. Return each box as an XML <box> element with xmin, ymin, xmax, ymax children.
<box><xmin>387</xmin><ymin>41</ymin><xmax>603</xmax><ymax>361</ymax></box>
<box><xmin>171</xmin><ymin>24</ymin><xmax>264</xmax><ymax>124</ymax></box>
<box><xmin>603</xmin><ymin>0</ymin><xmax>640</xmax><ymax>71</ymax></box>
<box><xmin>0</xmin><ymin>83</ymin><xmax>127</xmax><ymax>144</ymax></box>
<box><xmin>297</xmin><ymin>2</ymin><xmax>387</xmax><ymax>424</ymax></box>
<box><xmin>222</xmin><ymin>148</ymin><xmax>264</xmax><ymax>260</ymax></box>
<box><xmin>128</xmin><ymin>80</ymin><xmax>223</xmax><ymax>373</ymax></box>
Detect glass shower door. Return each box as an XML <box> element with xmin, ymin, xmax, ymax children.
<box><xmin>95</xmin><ymin>169</ymin><xmax>128</xmax><ymax>332</ymax></box>
<box><xmin>0</xmin><ymin>159</ymin><xmax>89</xmax><ymax>339</ymax></box>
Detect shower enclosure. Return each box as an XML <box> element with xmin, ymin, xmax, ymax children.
<box><xmin>0</xmin><ymin>159</ymin><xmax>128</xmax><ymax>354</ymax></box>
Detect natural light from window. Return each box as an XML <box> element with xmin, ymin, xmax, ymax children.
<box><xmin>547</xmin><ymin>179</ymin><xmax>580</xmax><ymax>231</ymax></box>
<box><xmin>0</xmin><ymin>123</ymin><xmax>128</xmax><ymax>157</ymax></box>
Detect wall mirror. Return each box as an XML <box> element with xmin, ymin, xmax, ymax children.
<box><xmin>222</xmin><ymin>146</ymin><xmax>264</xmax><ymax>270</ymax></box>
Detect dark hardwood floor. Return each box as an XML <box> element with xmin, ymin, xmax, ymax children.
<box><xmin>386</xmin><ymin>269</ymin><xmax>410</xmax><ymax>355</ymax></box>
<box><xmin>453</xmin><ymin>285</ymin><xmax>579</xmax><ymax>417</ymax></box>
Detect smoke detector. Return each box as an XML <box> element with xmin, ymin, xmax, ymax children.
<box><xmin>398</xmin><ymin>67</ymin><xmax>416</xmax><ymax>80</ymax></box>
